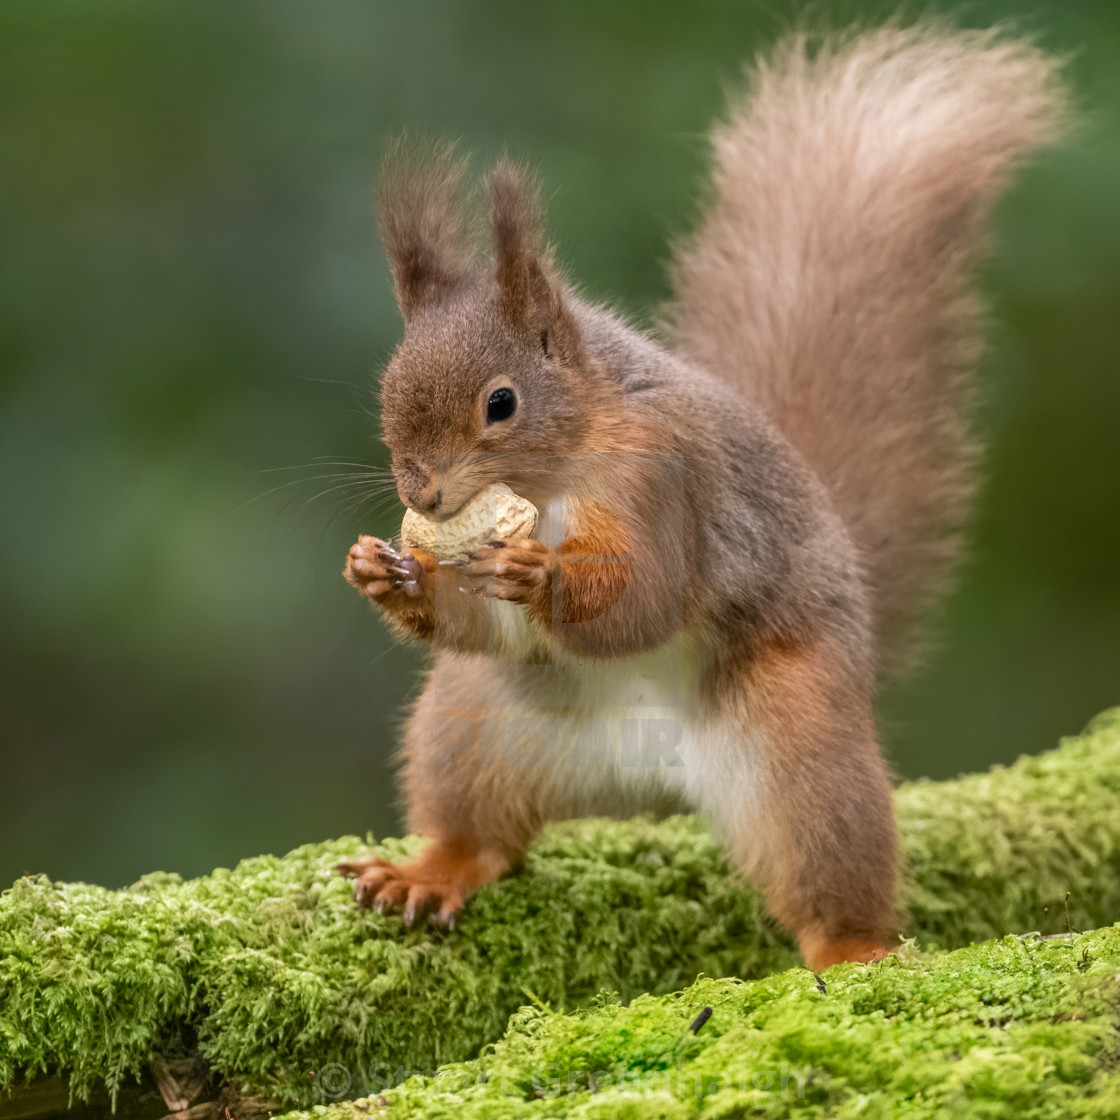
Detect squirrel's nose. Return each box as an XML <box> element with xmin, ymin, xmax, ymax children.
<box><xmin>395</xmin><ymin>457</ymin><xmax>441</xmax><ymax>515</ymax></box>
<box><xmin>402</xmin><ymin>476</ymin><xmax>442</xmax><ymax>515</ymax></box>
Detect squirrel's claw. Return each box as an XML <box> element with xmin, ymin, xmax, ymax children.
<box><xmin>344</xmin><ymin>537</ymin><xmax>427</xmax><ymax>603</ymax></box>
<box><xmin>337</xmin><ymin>854</ymin><xmax>458</xmax><ymax>926</ymax></box>
<box><xmin>460</xmin><ymin>538</ymin><xmax>552</xmax><ymax>604</ymax></box>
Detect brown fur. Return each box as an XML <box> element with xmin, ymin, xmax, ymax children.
<box><xmin>726</xmin><ymin>632</ymin><xmax>897</xmax><ymax>965</ymax></box>
<box><xmin>339</xmin><ymin>25</ymin><xmax>1066</xmax><ymax>965</ymax></box>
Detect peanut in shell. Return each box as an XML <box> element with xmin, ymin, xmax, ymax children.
<box><xmin>401</xmin><ymin>483</ymin><xmax>538</xmax><ymax>561</ymax></box>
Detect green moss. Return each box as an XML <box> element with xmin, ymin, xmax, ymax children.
<box><xmin>900</xmin><ymin>708</ymin><xmax>1120</xmax><ymax>949</ymax></box>
<box><xmin>303</xmin><ymin>927</ymin><xmax>1120</xmax><ymax>1119</ymax></box>
<box><xmin>2</xmin><ymin>710</ymin><xmax>1120</xmax><ymax>1113</ymax></box>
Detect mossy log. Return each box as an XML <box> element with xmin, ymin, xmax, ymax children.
<box><xmin>297</xmin><ymin>925</ymin><xmax>1120</xmax><ymax>1119</ymax></box>
<box><xmin>2</xmin><ymin>711</ymin><xmax>1119</xmax><ymax>1117</ymax></box>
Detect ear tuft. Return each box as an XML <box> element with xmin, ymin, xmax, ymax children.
<box><xmin>378</xmin><ymin>136</ymin><xmax>476</xmax><ymax>321</ymax></box>
<box><xmin>488</xmin><ymin>157</ymin><xmax>550</xmax><ymax>326</ymax></box>
<box><xmin>488</xmin><ymin>158</ymin><xmax>584</xmax><ymax>365</ymax></box>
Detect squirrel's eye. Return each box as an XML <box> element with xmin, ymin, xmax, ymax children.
<box><xmin>486</xmin><ymin>387</ymin><xmax>517</xmax><ymax>424</ymax></box>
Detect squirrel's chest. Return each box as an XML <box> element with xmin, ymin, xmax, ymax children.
<box><xmin>487</xmin><ymin>598</ymin><xmax>700</xmax><ymax>712</ymax></box>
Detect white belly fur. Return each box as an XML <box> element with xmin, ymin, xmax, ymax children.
<box><xmin>481</xmin><ymin>601</ymin><xmax>760</xmax><ymax>825</ymax></box>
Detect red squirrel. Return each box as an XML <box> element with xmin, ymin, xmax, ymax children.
<box><xmin>337</xmin><ymin>26</ymin><xmax>1066</xmax><ymax>970</ymax></box>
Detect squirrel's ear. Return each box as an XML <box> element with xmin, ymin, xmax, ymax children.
<box><xmin>488</xmin><ymin>158</ymin><xmax>584</xmax><ymax>366</ymax></box>
<box><xmin>378</xmin><ymin>136</ymin><xmax>475</xmax><ymax>322</ymax></box>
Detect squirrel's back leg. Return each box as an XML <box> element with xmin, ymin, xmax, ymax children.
<box><xmin>338</xmin><ymin>659</ymin><xmax>552</xmax><ymax>925</ymax></box>
<box><xmin>704</xmin><ymin>634</ymin><xmax>898</xmax><ymax>970</ymax></box>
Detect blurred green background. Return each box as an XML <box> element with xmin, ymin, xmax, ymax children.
<box><xmin>1</xmin><ymin>0</ymin><xmax>1117</xmax><ymax>890</ymax></box>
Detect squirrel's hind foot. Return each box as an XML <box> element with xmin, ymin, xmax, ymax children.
<box><xmin>336</xmin><ymin>840</ymin><xmax>512</xmax><ymax>928</ymax></box>
<box><xmin>799</xmin><ymin>933</ymin><xmax>898</xmax><ymax>972</ymax></box>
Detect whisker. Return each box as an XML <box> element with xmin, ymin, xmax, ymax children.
<box><xmin>298</xmin><ymin>376</ymin><xmax>381</xmax><ymax>422</ymax></box>
<box><xmin>302</xmin><ymin>479</ymin><xmax>397</xmax><ymax>507</ymax></box>
<box><xmin>309</xmin><ymin>456</ymin><xmax>392</xmax><ymax>471</ymax></box>
<box><xmin>256</xmin><ymin>460</ymin><xmax>391</xmax><ymax>475</ymax></box>
<box><xmin>244</xmin><ymin>442</ymin><xmax>406</xmax><ymax>548</ymax></box>
<box><xmin>236</xmin><ymin>472</ymin><xmax>391</xmax><ymax>513</ymax></box>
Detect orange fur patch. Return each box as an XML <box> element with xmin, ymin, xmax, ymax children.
<box><xmin>529</xmin><ymin>496</ymin><xmax>631</xmax><ymax>627</ymax></box>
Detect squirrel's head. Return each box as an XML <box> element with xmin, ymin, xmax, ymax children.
<box><xmin>375</xmin><ymin>140</ymin><xmax>596</xmax><ymax>519</ymax></box>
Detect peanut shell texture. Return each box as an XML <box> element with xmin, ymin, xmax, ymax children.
<box><xmin>400</xmin><ymin>483</ymin><xmax>539</xmax><ymax>562</ymax></box>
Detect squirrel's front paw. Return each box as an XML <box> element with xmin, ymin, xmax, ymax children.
<box><xmin>344</xmin><ymin>535</ymin><xmax>426</xmax><ymax>602</ymax></box>
<box><xmin>461</xmin><ymin>538</ymin><xmax>552</xmax><ymax>604</ymax></box>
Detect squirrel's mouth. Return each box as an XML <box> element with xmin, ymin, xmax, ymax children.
<box><xmin>428</xmin><ymin>491</ymin><xmax>474</xmax><ymax>523</ymax></box>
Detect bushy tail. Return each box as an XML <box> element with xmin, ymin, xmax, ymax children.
<box><xmin>663</xmin><ymin>25</ymin><xmax>1066</xmax><ymax>670</ymax></box>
